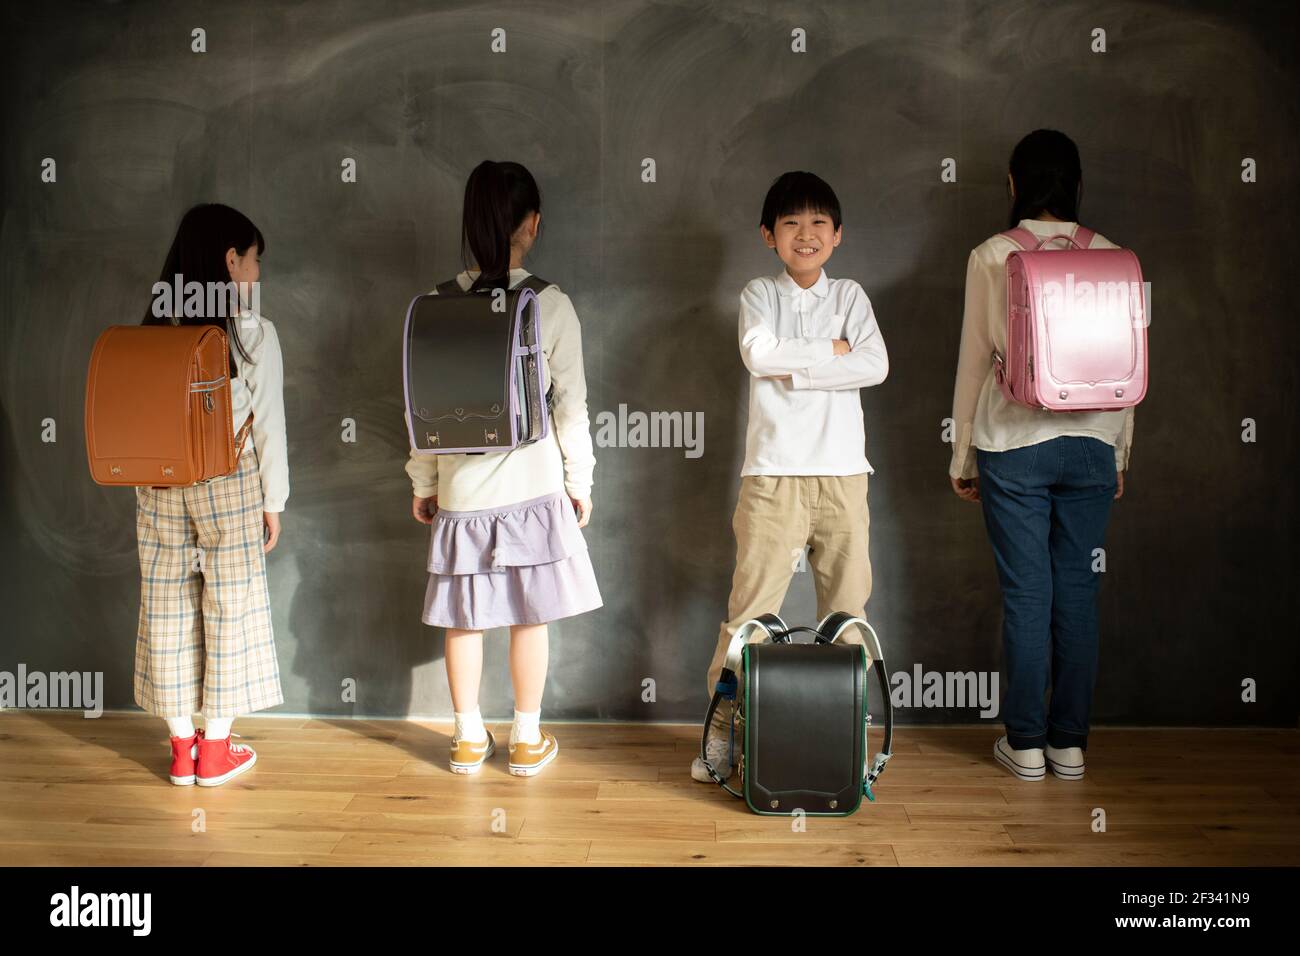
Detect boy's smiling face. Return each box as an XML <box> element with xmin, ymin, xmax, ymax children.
<box><xmin>761</xmin><ymin>207</ymin><xmax>841</xmax><ymax>280</ymax></box>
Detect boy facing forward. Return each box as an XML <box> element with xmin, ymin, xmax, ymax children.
<box><xmin>692</xmin><ymin>171</ymin><xmax>889</xmax><ymax>782</ymax></box>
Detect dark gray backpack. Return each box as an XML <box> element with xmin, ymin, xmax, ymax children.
<box><xmin>403</xmin><ymin>275</ymin><xmax>552</xmax><ymax>455</ymax></box>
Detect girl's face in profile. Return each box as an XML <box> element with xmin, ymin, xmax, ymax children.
<box><xmin>226</xmin><ymin>244</ymin><xmax>261</xmax><ymax>312</ymax></box>
<box><xmin>226</xmin><ymin>244</ymin><xmax>261</xmax><ymax>310</ymax></box>
<box><xmin>514</xmin><ymin>210</ymin><xmax>541</xmax><ymax>257</ymax></box>
<box><xmin>227</xmin><ymin>244</ymin><xmax>261</xmax><ymax>286</ymax></box>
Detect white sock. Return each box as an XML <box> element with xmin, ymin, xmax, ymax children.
<box><xmin>511</xmin><ymin>709</ymin><xmax>541</xmax><ymax>746</ymax></box>
<box><xmin>165</xmin><ymin>716</ymin><xmax>195</xmax><ymax>739</ymax></box>
<box><xmin>454</xmin><ymin>708</ymin><xmax>486</xmax><ymax>743</ymax></box>
<box><xmin>204</xmin><ymin>716</ymin><xmax>233</xmax><ymax>741</ymax></box>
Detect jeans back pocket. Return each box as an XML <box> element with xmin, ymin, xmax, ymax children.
<box><xmin>978</xmin><ymin>442</ymin><xmax>1039</xmax><ymax>480</ymax></box>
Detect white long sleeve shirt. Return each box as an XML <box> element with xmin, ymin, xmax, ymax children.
<box><xmin>739</xmin><ymin>268</ymin><xmax>889</xmax><ymax>476</ymax></box>
<box><xmin>228</xmin><ymin>310</ymin><xmax>290</xmax><ymax>512</ymax></box>
<box><xmin>404</xmin><ymin>268</ymin><xmax>597</xmax><ymax>512</ymax></box>
<box><xmin>948</xmin><ymin>219</ymin><xmax>1135</xmax><ymax>481</ymax></box>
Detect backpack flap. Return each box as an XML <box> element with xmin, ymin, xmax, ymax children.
<box><xmin>744</xmin><ymin>641</ymin><xmax>867</xmax><ymax>815</ymax></box>
<box><xmin>404</xmin><ymin>289</ymin><xmax>514</xmax><ymax>453</ymax></box>
<box><xmin>85</xmin><ymin>324</ymin><xmax>221</xmax><ymax>486</ymax></box>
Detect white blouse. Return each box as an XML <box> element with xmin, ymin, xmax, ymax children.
<box><xmin>404</xmin><ymin>268</ymin><xmax>597</xmax><ymax>512</ymax></box>
<box><xmin>228</xmin><ymin>310</ymin><xmax>290</xmax><ymax>512</ymax></box>
<box><xmin>948</xmin><ymin>219</ymin><xmax>1136</xmax><ymax>481</ymax></box>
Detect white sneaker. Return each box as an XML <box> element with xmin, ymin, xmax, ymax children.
<box><xmin>994</xmin><ymin>735</ymin><xmax>1045</xmax><ymax>781</ymax></box>
<box><xmin>1045</xmin><ymin>743</ymin><xmax>1086</xmax><ymax>780</ymax></box>
<box><xmin>691</xmin><ymin>734</ymin><xmax>734</xmax><ymax>783</ymax></box>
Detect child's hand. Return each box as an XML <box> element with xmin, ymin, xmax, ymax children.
<box><xmin>263</xmin><ymin>512</ymin><xmax>281</xmax><ymax>553</ymax></box>
<box><xmin>832</xmin><ymin>339</ymin><xmax>851</xmax><ymax>356</ymax></box>
<box><xmin>571</xmin><ymin>496</ymin><xmax>593</xmax><ymax>528</ymax></box>
<box><xmin>413</xmin><ymin>495</ymin><xmax>438</xmax><ymax>524</ymax></box>
<box><xmin>950</xmin><ymin>476</ymin><xmax>980</xmax><ymax>503</ymax></box>
<box><xmin>1115</xmin><ymin>470</ymin><xmax>1125</xmax><ymax>500</ymax></box>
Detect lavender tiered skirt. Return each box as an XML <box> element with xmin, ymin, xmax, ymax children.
<box><xmin>422</xmin><ymin>492</ymin><xmax>603</xmax><ymax>630</ymax></box>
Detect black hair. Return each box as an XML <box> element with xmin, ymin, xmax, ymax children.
<box><xmin>760</xmin><ymin>171</ymin><xmax>842</xmax><ymax>232</ymax></box>
<box><xmin>461</xmin><ymin>160</ymin><xmax>542</xmax><ymax>291</ymax></box>
<box><xmin>142</xmin><ymin>203</ymin><xmax>264</xmax><ymax>376</ymax></box>
<box><xmin>1008</xmin><ymin>129</ymin><xmax>1082</xmax><ymax>227</ymax></box>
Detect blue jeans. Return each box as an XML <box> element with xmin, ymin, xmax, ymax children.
<box><xmin>977</xmin><ymin>436</ymin><xmax>1117</xmax><ymax>751</ymax></box>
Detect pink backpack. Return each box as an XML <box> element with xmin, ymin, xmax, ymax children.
<box><xmin>993</xmin><ymin>225</ymin><xmax>1148</xmax><ymax>412</ymax></box>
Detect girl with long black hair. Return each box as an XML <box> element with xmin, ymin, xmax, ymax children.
<box><xmin>948</xmin><ymin>131</ymin><xmax>1134</xmax><ymax>782</ymax></box>
<box><xmin>137</xmin><ymin>203</ymin><xmax>289</xmax><ymax>787</ymax></box>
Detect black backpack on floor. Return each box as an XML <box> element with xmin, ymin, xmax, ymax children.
<box><xmin>700</xmin><ymin>611</ymin><xmax>894</xmax><ymax>816</ymax></box>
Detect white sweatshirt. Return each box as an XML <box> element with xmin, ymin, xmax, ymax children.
<box><xmin>739</xmin><ymin>268</ymin><xmax>889</xmax><ymax>476</ymax></box>
<box><xmin>228</xmin><ymin>310</ymin><xmax>290</xmax><ymax>512</ymax></box>
<box><xmin>404</xmin><ymin>268</ymin><xmax>597</xmax><ymax>512</ymax></box>
<box><xmin>948</xmin><ymin>219</ymin><xmax>1136</xmax><ymax>481</ymax></box>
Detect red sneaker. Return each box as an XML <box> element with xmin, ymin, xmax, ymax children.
<box><xmin>168</xmin><ymin>732</ymin><xmax>199</xmax><ymax>786</ymax></box>
<box><xmin>195</xmin><ymin>730</ymin><xmax>257</xmax><ymax>787</ymax></box>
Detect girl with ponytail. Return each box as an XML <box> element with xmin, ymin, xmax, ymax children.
<box><xmin>405</xmin><ymin>161</ymin><xmax>601</xmax><ymax>778</ymax></box>
<box><xmin>948</xmin><ymin>130</ymin><xmax>1134</xmax><ymax>783</ymax></box>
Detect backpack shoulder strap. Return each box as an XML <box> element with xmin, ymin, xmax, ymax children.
<box><xmin>516</xmin><ymin>275</ymin><xmax>551</xmax><ymax>295</ymax></box>
<box><xmin>815</xmin><ymin>611</ymin><xmax>894</xmax><ymax>800</ymax></box>
<box><xmin>698</xmin><ymin>614</ymin><xmax>789</xmax><ymax>800</ymax></box>
<box><xmin>1000</xmin><ymin>226</ymin><xmax>1038</xmax><ymax>250</ymax></box>
<box><xmin>1001</xmin><ymin>224</ymin><xmax>1098</xmax><ymax>251</ymax></box>
<box><xmin>514</xmin><ymin>276</ymin><xmax>556</xmax><ymax>405</ymax></box>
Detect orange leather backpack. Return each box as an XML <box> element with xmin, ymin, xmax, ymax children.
<box><xmin>85</xmin><ymin>324</ymin><xmax>251</xmax><ymax>487</ymax></box>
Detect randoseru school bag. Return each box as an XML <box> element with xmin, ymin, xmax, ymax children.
<box><xmin>700</xmin><ymin>611</ymin><xmax>894</xmax><ymax>816</ymax></box>
<box><xmin>404</xmin><ymin>275</ymin><xmax>553</xmax><ymax>455</ymax></box>
<box><xmin>993</xmin><ymin>224</ymin><xmax>1148</xmax><ymax>412</ymax></box>
<box><xmin>85</xmin><ymin>324</ymin><xmax>252</xmax><ymax>487</ymax></box>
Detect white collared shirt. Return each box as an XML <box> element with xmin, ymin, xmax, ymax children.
<box><xmin>948</xmin><ymin>219</ymin><xmax>1135</xmax><ymax>480</ymax></box>
<box><xmin>228</xmin><ymin>310</ymin><xmax>290</xmax><ymax>512</ymax></box>
<box><xmin>738</xmin><ymin>268</ymin><xmax>889</xmax><ymax>476</ymax></box>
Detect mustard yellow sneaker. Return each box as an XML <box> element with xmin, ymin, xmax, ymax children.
<box><xmin>507</xmin><ymin>729</ymin><xmax>558</xmax><ymax>777</ymax></box>
<box><xmin>450</xmin><ymin>730</ymin><xmax>496</xmax><ymax>775</ymax></box>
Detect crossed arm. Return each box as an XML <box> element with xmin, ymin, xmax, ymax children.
<box><xmin>737</xmin><ymin>281</ymin><xmax>888</xmax><ymax>390</ymax></box>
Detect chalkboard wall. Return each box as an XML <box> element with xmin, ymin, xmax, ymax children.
<box><xmin>3</xmin><ymin>0</ymin><xmax>1297</xmax><ymax>726</ymax></box>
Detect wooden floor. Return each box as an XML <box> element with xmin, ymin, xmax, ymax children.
<box><xmin>0</xmin><ymin>711</ymin><xmax>1297</xmax><ymax>866</ymax></box>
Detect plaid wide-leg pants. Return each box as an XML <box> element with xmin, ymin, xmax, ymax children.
<box><xmin>133</xmin><ymin>441</ymin><xmax>283</xmax><ymax>718</ymax></box>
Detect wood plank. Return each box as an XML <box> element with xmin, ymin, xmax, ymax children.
<box><xmin>517</xmin><ymin>809</ymin><xmax>715</xmax><ymax>843</ymax></box>
<box><xmin>0</xmin><ymin>822</ymin><xmax>345</xmax><ymax>855</ymax></box>
<box><xmin>717</xmin><ymin>820</ymin><xmax>1012</xmax><ymax>846</ymax></box>
<box><xmin>894</xmin><ymin>843</ymin><xmax>1300</xmax><ymax>866</ymax></box>
<box><xmin>0</xmin><ymin>844</ymin><xmax>213</xmax><ymax>866</ymax></box>
<box><xmin>1005</xmin><ymin>823</ymin><xmax>1213</xmax><ymax>846</ymax></box>
<box><xmin>587</xmin><ymin>840</ymin><xmax>899</xmax><ymax>866</ymax></box>
<box><xmin>329</xmin><ymin>833</ymin><xmax>591</xmax><ymax>864</ymax></box>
